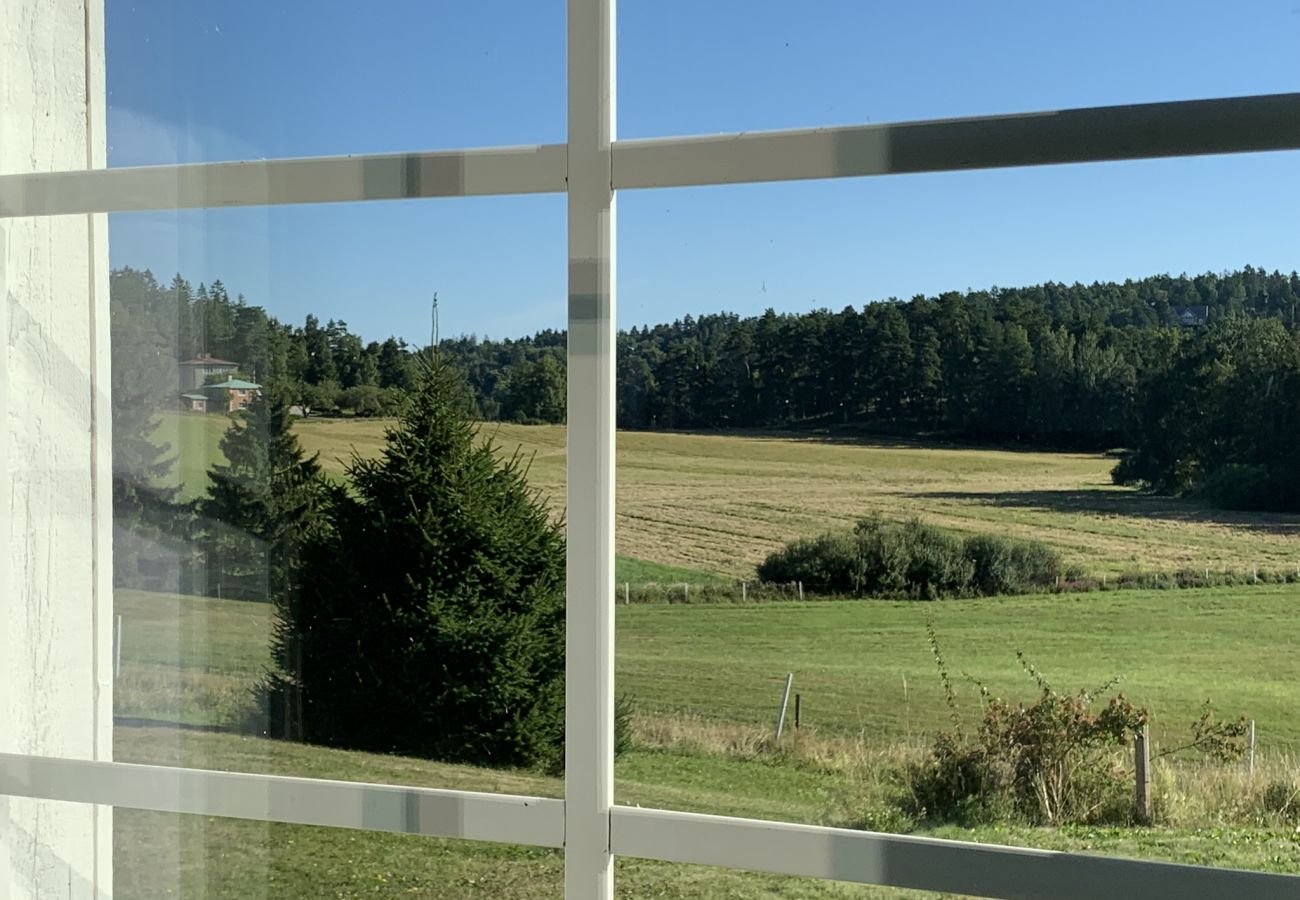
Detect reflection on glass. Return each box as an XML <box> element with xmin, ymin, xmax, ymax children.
<box><xmin>114</xmin><ymin>808</ymin><xmax>563</xmax><ymax>900</ymax></box>
<box><xmin>108</xmin><ymin>203</ymin><xmax>568</xmax><ymax>786</ymax></box>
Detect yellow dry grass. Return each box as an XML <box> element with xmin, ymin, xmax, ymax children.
<box><xmin>288</xmin><ymin>418</ymin><xmax>1300</xmax><ymax>579</ymax></box>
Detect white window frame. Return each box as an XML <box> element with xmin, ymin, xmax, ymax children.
<box><xmin>4</xmin><ymin>1</ymin><xmax>1300</xmax><ymax>896</ymax></box>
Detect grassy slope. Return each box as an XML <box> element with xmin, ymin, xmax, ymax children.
<box><xmin>158</xmin><ymin>412</ymin><xmax>1300</xmax><ymax>580</ymax></box>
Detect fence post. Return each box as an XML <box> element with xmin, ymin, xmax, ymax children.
<box><xmin>794</xmin><ymin>693</ymin><xmax>801</xmax><ymax>730</ymax></box>
<box><xmin>683</xmin><ymin>583</ymin><xmax>689</xmax><ymax>603</ymax></box>
<box><xmin>798</xmin><ymin>581</ymin><xmax>804</xmax><ymax>601</ymax></box>
<box><xmin>774</xmin><ymin>673</ymin><xmax>794</xmax><ymax>740</ymax></box>
<box><xmin>741</xmin><ymin>581</ymin><xmax>747</xmax><ymax>602</ymax></box>
<box><xmin>1134</xmin><ymin>724</ymin><xmax>1152</xmax><ymax>825</ymax></box>
<box><xmin>1248</xmin><ymin>719</ymin><xmax>1256</xmax><ymax>786</ymax></box>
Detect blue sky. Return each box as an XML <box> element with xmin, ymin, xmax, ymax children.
<box><xmin>107</xmin><ymin>0</ymin><xmax>1300</xmax><ymax>344</ymax></box>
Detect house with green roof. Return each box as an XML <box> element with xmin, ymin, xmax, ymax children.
<box><xmin>181</xmin><ymin>376</ymin><xmax>261</xmax><ymax>413</ymax></box>
<box><xmin>205</xmin><ymin>377</ymin><xmax>261</xmax><ymax>413</ymax></box>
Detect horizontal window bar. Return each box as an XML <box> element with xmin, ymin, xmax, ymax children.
<box><xmin>5</xmin><ymin>94</ymin><xmax>1298</xmax><ymax>218</ymax></box>
<box><xmin>0</xmin><ymin>143</ymin><xmax>568</xmax><ymax>217</ymax></box>
<box><xmin>612</xmin><ymin>92</ymin><xmax>1300</xmax><ymax>189</ymax></box>
<box><xmin>0</xmin><ymin>753</ymin><xmax>563</xmax><ymax>848</ymax></box>
<box><xmin>610</xmin><ymin>806</ymin><xmax>1300</xmax><ymax>900</ymax></box>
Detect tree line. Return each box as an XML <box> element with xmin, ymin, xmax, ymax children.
<box><xmin>112</xmin><ymin>265</ymin><xmax>1300</xmax><ymax>514</ymax></box>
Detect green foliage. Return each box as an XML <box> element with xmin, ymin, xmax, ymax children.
<box><xmin>268</xmin><ymin>361</ymin><xmax>567</xmax><ymax>769</ymax></box>
<box><xmin>199</xmin><ymin>381</ymin><xmax>334</xmax><ymax>602</ymax></box>
<box><xmin>500</xmin><ymin>353</ymin><xmax>566</xmax><ymax>424</ymax></box>
<box><xmin>110</xmin><ymin>268</ymin><xmax>187</xmax><ymax>590</ymax></box>
<box><xmin>1113</xmin><ymin>316</ymin><xmax>1300</xmax><ymax>511</ymax></box>
<box><xmin>118</xmin><ymin>265</ymin><xmax>1300</xmax><ymax>517</ymax></box>
<box><xmin>905</xmin><ymin>632</ymin><xmax>1146</xmax><ymax>826</ymax></box>
<box><xmin>757</xmin><ymin>516</ymin><xmax>1060</xmax><ymax>599</ymax></box>
<box><xmin>964</xmin><ymin>534</ymin><xmax>1062</xmax><ymax>596</ymax></box>
<box><xmin>1154</xmin><ymin>701</ymin><xmax>1250</xmax><ymax>764</ymax></box>
<box><xmin>1258</xmin><ymin>781</ymin><xmax>1300</xmax><ymax>822</ymax></box>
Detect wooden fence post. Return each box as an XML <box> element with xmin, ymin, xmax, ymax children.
<box><xmin>1134</xmin><ymin>724</ymin><xmax>1152</xmax><ymax>825</ymax></box>
<box><xmin>798</xmin><ymin>581</ymin><xmax>804</xmax><ymax>601</ymax></box>
<box><xmin>741</xmin><ymin>581</ymin><xmax>747</xmax><ymax>602</ymax></box>
<box><xmin>1248</xmin><ymin>719</ymin><xmax>1256</xmax><ymax>786</ymax></box>
<box><xmin>623</xmin><ymin>582</ymin><xmax>629</xmax><ymax>605</ymax></box>
<box><xmin>794</xmin><ymin>693</ymin><xmax>801</xmax><ymax>730</ymax></box>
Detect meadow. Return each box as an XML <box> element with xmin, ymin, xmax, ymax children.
<box><xmin>158</xmin><ymin>411</ymin><xmax>1300</xmax><ymax>581</ymax></box>
<box><xmin>113</xmin><ymin>586</ymin><xmax>1300</xmax><ymax>897</ymax></box>
<box><xmin>121</xmin><ymin>412</ymin><xmax>1300</xmax><ymax>895</ymax></box>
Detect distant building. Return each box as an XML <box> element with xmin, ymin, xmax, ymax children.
<box><xmin>1174</xmin><ymin>305</ymin><xmax>1209</xmax><ymax>327</ymax></box>
<box><xmin>204</xmin><ymin>378</ymin><xmax>261</xmax><ymax>413</ymax></box>
<box><xmin>179</xmin><ymin>352</ymin><xmax>240</xmax><ymax>390</ymax></box>
<box><xmin>181</xmin><ymin>392</ymin><xmax>210</xmax><ymax>413</ymax></box>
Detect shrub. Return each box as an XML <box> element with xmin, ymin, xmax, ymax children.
<box><xmin>903</xmin><ymin>630</ymin><xmax>1146</xmax><ymax>826</ymax></box>
<box><xmin>1259</xmin><ymin>781</ymin><xmax>1300</xmax><ymax>822</ymax></box>
<box><xmin>758</xmin><ymin>516</ymin><xmax>1059</xmax><ymax>599</ymax></box>
<box><xmin>757</xmin><ymin>532</ymin><xmax>865</xmax><ymax>594</ymax></box>
<box><xmin>1199</xmin><ymin>463</ymin><xmax>1300</xmax><ymax>512</ymax></box>
<box><xmin>964</xmin><ymin>534</ymin><xmax>1062</xmax><ymax>596</ymax></box>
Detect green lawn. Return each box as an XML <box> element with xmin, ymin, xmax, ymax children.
<box><xmin>117</xmin><ymin>584</ymin><xmax>1300</xmax><ymax>751</ymax></box>
<box><xmin>617</xmin><ymin>585</ymin><xmax>1300</xmax><ymax>752</ymax></box>
<box><xmin>112</xmin><ymin>586</ymin><xmax>1300</xmax><ymax>896</ymax></box>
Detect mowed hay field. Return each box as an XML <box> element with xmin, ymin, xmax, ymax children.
<box><xmin>160</xmin><ymin>412</ymin><xmax>1300</xmax><ymax>579</ymax></box>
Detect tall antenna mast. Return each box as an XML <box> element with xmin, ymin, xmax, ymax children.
<box><xmin>431</xmin><ymin>292</ymin><xmax>439</xmax><ymax>362</ymax></box>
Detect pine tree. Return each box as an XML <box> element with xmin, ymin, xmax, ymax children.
<box><xmin>270</xmin><ymin>360</ymin><xmax>566</xmax><ymax>768</ymax></box>
<box><xmin>110</xmin><ymin>267</ymin><xmax>184</xmax><ymax>589</ymax></box>
<box><xmin>200</xmin><ymin>381</ymin><xmax>331</xmax><ymax>602</ymax></box>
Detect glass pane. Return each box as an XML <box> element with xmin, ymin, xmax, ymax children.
<box><xmin>612</xmin><ymin>154</ymin><xmax>1300</xmax><ymax>880</ymax></box>
<box><xmin>107</xmin><ymin>1</ymin><xmax>564</xmax><ymax>167</ymax></box>
<box><xmin>619</xmin><ymin>0</ymin><xmax>1300</xmax><ymax>138</ymax></box>
<box><xmin>115</xmin><ymin>810</ymin><xmax>563</xmax><ymax>899</ymax></box>
<box><xmin>0</xmin><ymin>798</ymin><xmax>562</xmax><ymax>898</ymax></box>
<box><xmin>104</xmin><ymin>196</ymin><xmax>567</xmax><ymax>786</ymax></box>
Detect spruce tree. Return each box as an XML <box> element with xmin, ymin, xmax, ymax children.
<box><xmin>200</xmin><ymin>381</ymin><xmax>331</xmax><ymax>602</ymax></box>
<box><xmin>271</xmin><ymin>360</ymin><xmax>565</xmax><ymax>769</ymax></box>
<box><xmin>111</xmin><ymin>268</ymin><xmax>184</xmax><ymax>589</ymax></box>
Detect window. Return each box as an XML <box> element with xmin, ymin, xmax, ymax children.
<box><xmin>3</xmin><ymin>1</ymin><xmax>1299</xmax><ymax>898</ymax></box>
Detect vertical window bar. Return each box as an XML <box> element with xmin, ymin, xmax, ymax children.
<box><xmin>565</xmin><ymin>0</ymin><xmax>617</xmax><ymax>897</ymax></box>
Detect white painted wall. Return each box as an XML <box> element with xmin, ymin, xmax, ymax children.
<box><xmin>0</xmin><ymin>0</ymin><xmax>112</xmax><ymax>897</ymax></box>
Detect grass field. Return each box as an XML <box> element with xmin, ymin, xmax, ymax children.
<box><xmin>127</xmin><ymin>412</ymin><xmax>1300</xmax><ymax>894</ymax></box>
<box><xmin>117</xmin><ymin>584</ymin><xmax>1300</xmax><ymax>753</ymax></box>
<box><xmin>156</xmin><ymin>411</ymin><xmax>1300</xmax><ymax>581</ymax></box>
<box><xmin>112</xmin><ymin>586</ymin><xmax>1300</xmax><ymax>896</ymax></box>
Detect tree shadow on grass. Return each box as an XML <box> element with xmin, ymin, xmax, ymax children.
<box><xmin>914</xmin><ymin>489</ymin><xmax>1300</xmax><ymax>535</ymax></box>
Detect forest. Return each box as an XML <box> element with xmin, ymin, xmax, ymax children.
<box><xmin>111</xmin><ymin>266</ymin><xmax>1300</xmax><ymax>511</ymax></box>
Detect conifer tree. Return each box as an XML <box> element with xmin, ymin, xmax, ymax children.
<box><xmin>200</xmin><ymin>381</ymin><xmax>331</xmax><ymax>602</ymax></box>
<box><xmin>269</xmin><ymin>360</ymin><xmax>566</xmax><ymax>768</ymax></box>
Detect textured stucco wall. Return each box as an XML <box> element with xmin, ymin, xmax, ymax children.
<box><xmin>0</xmin><ymin>0</ymin><xmax>112</xmax><ymax>897</ymax></box>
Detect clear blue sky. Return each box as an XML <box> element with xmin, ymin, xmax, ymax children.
<box><xmin>107</xmin><ymin>1</ymin><xmax>1300</xmax><ymax>345</ymax></box>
